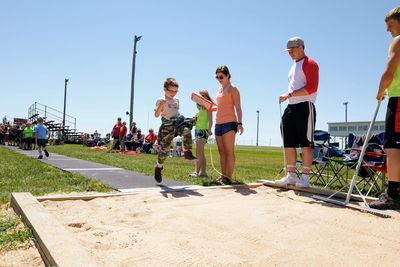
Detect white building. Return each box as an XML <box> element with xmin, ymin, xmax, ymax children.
<box><xmin>327</xmin><ymin>121</ymin><xmax>385</xmax><ymax>147</ymax></box>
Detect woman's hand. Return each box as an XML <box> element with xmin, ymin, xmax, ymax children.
<box><xmin>237</xmin><ymin>125</ymin><xmax>244</xmax><ymax>135</ymax></box>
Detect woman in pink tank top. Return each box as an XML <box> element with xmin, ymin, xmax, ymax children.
<box><xmin>214</xmin><ymin>65</ymin><xmax>243</xmax><ymax>184</ymax></box>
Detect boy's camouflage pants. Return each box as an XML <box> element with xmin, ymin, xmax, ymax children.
<box><xmin>157</xmin><ymin>117</ymin><xmax>193</xmax><ymax>164</ymax></box>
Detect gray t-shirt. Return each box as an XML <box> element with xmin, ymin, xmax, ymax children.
<box><xmin>155</xmin><ymin>96</ymin><xmax>180</xmax><ymax>120</ymax></box>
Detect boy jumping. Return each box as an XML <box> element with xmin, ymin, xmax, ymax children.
<box><xmin>154</xmin><ymin>77</ymin><xmax>196</xmax><ymax>183</ymax></box>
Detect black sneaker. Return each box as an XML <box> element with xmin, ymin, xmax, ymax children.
<box><xmin>369</xmin><ymin>193</ymin><xmax>400</xmax><ymax>210</ymax></box>
<box><xmin>184</xmin><ymin>150</ymin><xmax>197</xmax><ymax>160</ymax></box>
<box><xmin>154</xmin><ymin>165</ymin><xmax>163</xmax><ymax>183</ymax></box>
<box><xmin>44</xmin><ymin>149</ymin><xmax>49</xmax><ymax>157</ymax></box>
<box><xmin>38</xmin><ymin>155</ymin><xmax>43</xmax><ymax>159</ymax></box>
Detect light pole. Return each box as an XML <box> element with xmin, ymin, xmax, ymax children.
<box><xmin>63</xmin><ymin>78</ymin><xmax>69</xmax><ymax>133</ymax></box>
<box><xmin>343</xmin><ymin>101</ymin><xmax>348</xmax><ymax>147</ymax></box>
<box><xmin>129</xmin><ymin>35</ymin><xmax>142</xmax><ymax>130</ymax></box>
<box><xmin>256</xmin><ymin>110</ymin><xmax>260</xmax><ymax>146</ymax></box>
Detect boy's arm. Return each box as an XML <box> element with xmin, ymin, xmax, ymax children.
<box><xmin>207</xmin><ymin>110</ymin><xmax>213</xmax><ymax>135</ymax></box>
<box><xmin>154</xmin><ymin>99</ymin><xmax>165</xmax><ymax>118</ymax></box>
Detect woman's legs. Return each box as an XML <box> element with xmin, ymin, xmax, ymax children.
<box><xmin>216</xmin><ymin>136</ymin><xmax>227</xmax><ymax>176</ymax></box>
<box><xmin>221</xmin><ymin>131</ymin><xmax>236</xmax><ymax>179</ymax></box>
<box><xmin>216</xmin><ymin>130</ymin><xmax>236</xmax><ymax>179</ymax></box>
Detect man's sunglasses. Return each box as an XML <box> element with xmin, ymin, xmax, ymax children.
<box><xmin>215</xmin><ymin>75</ymin><xmax>224</xmax><ymax>80</ymax></box>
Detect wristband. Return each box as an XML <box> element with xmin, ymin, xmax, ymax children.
<box><xmin>237</xmin><ymin>122</ymin><xmax>243</xmax><ymax>125</ymax></box>
<box><xmin>288</xmin><ymin>92</ymin><xmax>293</xmax><ymax>98</ymax></box>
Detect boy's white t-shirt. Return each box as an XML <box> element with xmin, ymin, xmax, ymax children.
<box><xmin>155</xmin><ymin>96</ymin><xmax>180</xmax><ymax>120</ymax></box>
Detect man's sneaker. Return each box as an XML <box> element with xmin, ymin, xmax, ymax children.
<box><xmin>275</xmin><ymin>174</ymin><xmax>298</xmax><ymax>187</ymax></box>
<box><xmin>295</xmin><ymin>176</ymin><xmax>310</xmax><ymax>188</ymax></box>
<box><xmin>44</xmin><ymin>149</ymin><xmax>49</xmax><ymax>157</ymax></box>
<box><xmin>369</xmin><ymin>193</ymin><xmax>400</xmax><ymax>210</ymax></box>
<box><xmin>189</xmin><ymin>172</ymin><xmax>198</xmax><ymax>178</ymax></box>
<box><xmin>38</xmin><ymin>155</ymin><xmax>43</xmax><ymax>159</ymax></box>
<box><xmin>154</xmin><ymin>165</ymin><xmax>163</xmax><ymax>183</ymax></box>
<box><xmin>184</xmin><ymin>150</ymin><xmax>197</xmax><ymax>160</ymax></box>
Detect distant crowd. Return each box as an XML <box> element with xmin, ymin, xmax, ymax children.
<box><xmin>0</xmin><ymin>117</ymin><xmax>63</xmax><ymax>150</ymax></box>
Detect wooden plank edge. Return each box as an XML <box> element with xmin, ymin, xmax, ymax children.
<box><xmin>11</xmin><ymin>192</ymin><xmax>98</xmax><ymax>267</ymax></box>
<box><xmin>36</xmin><ymin>183</ymin><xmax>264</xmax><ymax>202</ymax></box>
<box><xmin>258</xmin><ymin>179</ymin><xmax>378</xmax><ymax>203</ymax></box>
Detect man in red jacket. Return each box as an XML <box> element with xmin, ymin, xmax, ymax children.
<box><xmin>111</xmin><ymin>117</ymin><xmax>122</xmax><ymax>150</ymax></box>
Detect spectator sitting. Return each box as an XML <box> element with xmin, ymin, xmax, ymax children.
<box><xmin>142</xmin><ymin>128</ymin><xmax>158</xmax><ymax>153</ymax></box>
<box><xmin>130</xmin><ymin>122</ymin><xmax>138</xmax><ymax>136</ymax></box>
<box><xmin>131</xmin><ymin>128</ymin><xmax>145</xmax><ymax>151</ymax></box>
<box><xmin>125</xmin><ymin>133</ymin><xmax>134</xmax><ymax>150</ymax></box>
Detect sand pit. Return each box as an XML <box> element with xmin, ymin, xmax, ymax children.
<box><xmin>33</xmin><ymin>186</ymin><xmax>400</xmax><ymax>266</ymax></box>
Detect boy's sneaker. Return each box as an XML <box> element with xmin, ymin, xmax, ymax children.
<box><xmin>44</xmin><ymin>149</ymin><xmax>49</xmax><ymax>157</ymax></box>
<box><xmin>189</xmin><ymin>172</ymin><xmax>198</xmax><ymax>178</ymax></box>
<box><xmin>38</xmin><ymin>155</ymin><xmax>43</xmax><ymax>159</ymax></box>
<box><xmin>275</xmin><ymin>174</ymin><xmax>298</xmax><ymax>187</ymax></box>
<box><xmin>295</xmin><ymin>176</ymin><xmax>310</xmax><ymax>188</ymax></box>
<box><xmin>184</xmin><ymin>150</ymin><xmax>197</xmax><ymax>160</ymax></box>
<box><xmin>154</xmin><ymin>165</ymin><xmax>163</xmax><ymax>183</ymax></box>
<box><xmin>198</xmin><ymin>173</ymin><xmax>208</xmax><ymax>178</ymax></box>
<box><xmin>369</xmin><ymin>193</ymin><xmax>400</xmax><ymax>210</ymax></box>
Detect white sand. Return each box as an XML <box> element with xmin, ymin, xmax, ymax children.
<box><xmin>28</xmin><ymin>186</ymin><xmax>400</xmax><ymax>267</ymax></box>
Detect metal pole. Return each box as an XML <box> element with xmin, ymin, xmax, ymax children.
<box><xmin>256</xmin><ymin>110</ymin><xmax>260</xmax><ymax>146</ymax></box>
<box><xmin>129</xmin><ymin>35</ymin><xmax>142</xmax><ymax>129</ymax></box>
<box><xmin>63</xmin><ymin>79</ymin><xmax>69</xmax><ymax>133</ymax></box>
<box><xmin>343</xmin><ymin>101</ymin><xmax>348</xmax><ymax>148</ymax></box>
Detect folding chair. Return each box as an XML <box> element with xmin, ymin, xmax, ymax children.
<box><xmin>297</xmin><ymin>130</ymin><xmax>338</xmax><ymax>186</ymax></box>
<box><xmin>313</xmin><ymin>100</ymin><xmax>389</xmax><ymax>217</ymax></box>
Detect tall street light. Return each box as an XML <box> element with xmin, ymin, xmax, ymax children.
<box><xmin>256</xmin><ymin>110</ymin><xmax>260</xmax><ymax>146</ymax></box>
<box><xmin>343</xmin><ymin>101</ymin><xmax>348</xmax><ymax>147</ymax></box>
<box><xmin>63</xmin><ymin>78</ymin><xmax>69</xmax><ymax>133</ymax></box>
<box><xmin>129</xmin><ymin>35</ymin><xmax>142</xmax><ymax>130</ymax></box>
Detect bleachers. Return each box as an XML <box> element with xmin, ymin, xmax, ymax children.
<box><xmin>28</xmin><ymin>102</ymin><xmax>82</xmax><ymax>144</ymax></box>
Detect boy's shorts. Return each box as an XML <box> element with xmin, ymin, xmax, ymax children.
<box><xmin>37</xmin><ymin>139</ymin><xmax>47</xmax><ymax>147</ymax></box>
<box><xmin>282</xmin><ymin>101</ymin><xmax>316</xmax><ymax>148</ymax></box>
<box><xmin>384</xmin><ymin>97</ymin><xmax>400</xmax><ymax>149</ymax></box>
<box><xmin>195</xmin><ymin>129</ymin><xmax>209</xmax><ymax>141</ymax></box>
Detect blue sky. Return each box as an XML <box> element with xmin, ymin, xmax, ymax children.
<box><xmin>1</xmin><ymin>0</ymin><xmax>398</xmax><ymax>146</ymax></box>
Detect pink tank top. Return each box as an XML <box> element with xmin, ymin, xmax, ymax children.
<box><xmin>216</xmin><ymin>86</ymin><xmax>237</xmax><ymax>124</ymax></box>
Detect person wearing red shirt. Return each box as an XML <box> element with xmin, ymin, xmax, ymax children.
<box><xmin>143</xmin><ymin>128</ymin><xmax>157</xmax><ymax>153</ymax></box>
<box><xmin>119</xmin><ymin>121</ymin><xmax>128</xmax><ymax>151</ymax></box>
<box><xmin>111</xmin><ymin>117</ymin><xmax>122</xmax><ymax>150</ymax></box>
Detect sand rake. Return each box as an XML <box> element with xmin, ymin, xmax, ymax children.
<box><xmin>313</xmin><ymin>100</ymin><xmax>390</xmax><ymax>218</ymax></box>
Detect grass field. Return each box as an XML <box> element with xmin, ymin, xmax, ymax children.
<box><xmin>46</xmin><ymin>144</ymin><xmax>286</xmax><ymax>185</ymax></box>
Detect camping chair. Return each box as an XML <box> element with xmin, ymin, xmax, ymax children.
<box><xmin>297</xmin><ymin>130</ymin><xmax>342</xmax><ymax>186</ymax></box>
<box><xmin>351</xmin><ymin>139</ymin><xmax>387</xmax><ymax>197</ymax></box>
<box><xmin>325</xmin><ymin>132</ymin><xmax>386</xmax><ymax>196</ymax></box>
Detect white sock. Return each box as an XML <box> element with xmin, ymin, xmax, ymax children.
<box><xmin>301</xmin><ymin>174</ymin><xmax>309</xmax><ymax>180</ymax></box>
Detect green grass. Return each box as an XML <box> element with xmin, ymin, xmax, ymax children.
<box><xmin>0</xmin><ymin>145</ymin><xmax>113</xmax><ymax>251</ymax></box>
<box><xmin>0</xmin><ymin>211</ymin><xmax>32</xmax><ymax>251</ymax></box>
<box><xmin>47</xmin><ymin>144</ymin><xmax>285</xmax><ymax>185</ymax></box>
<box><xmin>0</xmin><ymin>146</ymin><xmax>113</xmax><ymax>205</ymax></box>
